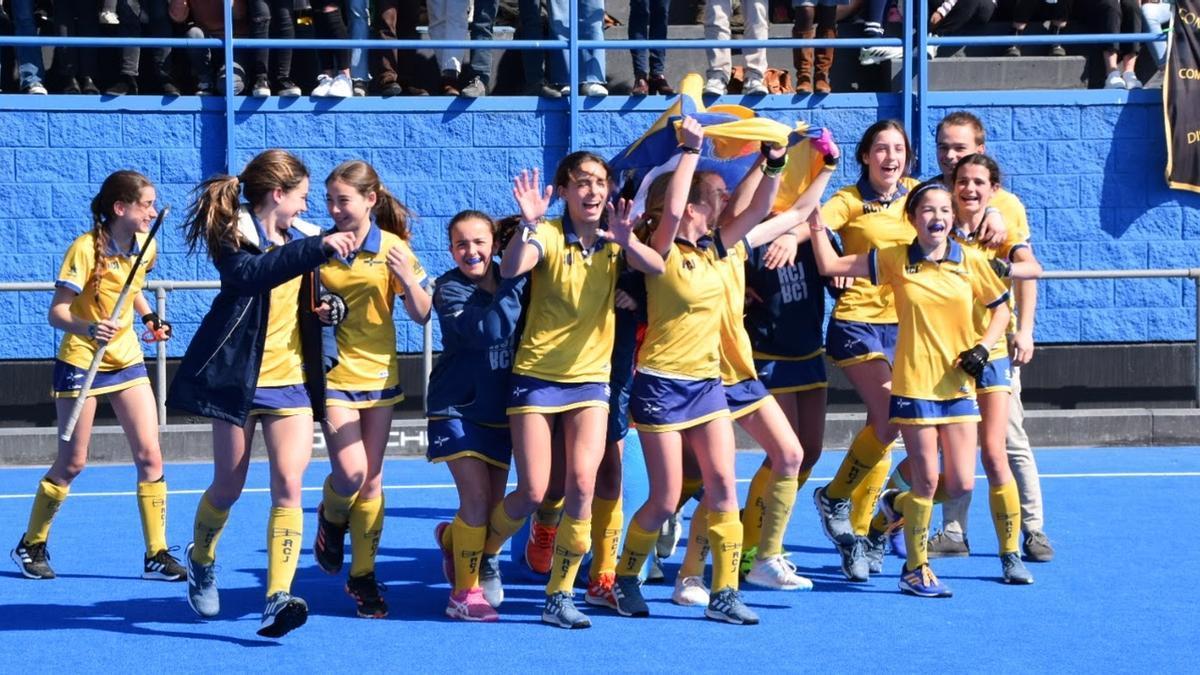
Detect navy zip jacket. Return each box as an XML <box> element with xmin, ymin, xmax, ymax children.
<box><xmin>168</xmin><ymin>211</ymin><xmax>335</xmax><ymax>426</ymax></box>
<box><xmin>426</xmin><ymin>266</ymin><xmax>528</xmax><ymax>426</ymax></box>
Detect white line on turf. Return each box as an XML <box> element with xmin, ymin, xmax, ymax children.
<box><xmin>0</xmin><ymin>471</ymin><xmax>1198</xmax><ymax>499</ymax></box>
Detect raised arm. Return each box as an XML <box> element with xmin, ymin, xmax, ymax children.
<box><xmin>216</xmin><ymin>231</ymin><xmax>355</xmax><ymax>293</ymax></box>
<box><xmin>717</xmin><ymin>143</ymin><xmax>787</xmax><ymax>248</ymax></box>
<box><xmin>500</xmin><ymin>168</ymin><xmax>553</xmax><ymax>278</ymax></box>
<box><xmin>602</xmin><ymin>198</ymin><xmax>665</xmax><ymax>276</ymax></box>
<box><xmin>806</xmin><ymin>210</ymin><xmax>871</xmax><ymax>278</ymax></box>
<box><xmin>651</xmin><ymin>117</ymin><xmax>705</xmax><ymax>257</ymax></box>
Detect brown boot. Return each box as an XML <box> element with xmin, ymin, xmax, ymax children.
<box><xmin>814</xmin><ymin>26</ymin><xmax>836</xmax><ymax>94</ymax></box>
<box><xmin>793</xmin><ymin>26</ymin><xmax>815</xmax><ymax>93</ymax></box>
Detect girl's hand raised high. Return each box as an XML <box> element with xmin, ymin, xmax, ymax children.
<box><xmin>599</xmin><ymin>198</ymin><xmax>641</xmax><ymax>248</ymax></box>
<box><xmin>513</xmin><ymin>168</ymin><xmax>553</xmax><ymax>226</ymax></box>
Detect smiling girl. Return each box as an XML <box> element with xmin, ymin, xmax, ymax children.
<box><xmin>490</xmin><ymin>153</ymin><xmax>664</xmax><ymax>629</ymax></box>
<box><xmin>427</xmin><ymin>209</ymin><xmax>528</xmax><ymax>622</ymax></box>
<box><xmin>168</xmin><ymin>149</ymin><xmax>357</xmax><ymax>638</ymax></box>
<box><xmin>808</xmin><ymin>179</ymin><xmax>1025</xmax><ymax>598</ymax></box>
<box><xmin>310</xmin><ymin>159</ymin><xmax>430</xmax><ymax>619</ymax></box>
<box><xmin>13</xmin><ymin>171</ymin><xmax>183</xmax><ymax>583</ymax></box>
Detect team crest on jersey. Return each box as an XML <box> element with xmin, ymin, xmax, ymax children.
<box><xmin>904</xmin><ymin>263</ymin><xmax>922</xmax><ymax>274</ymax></box>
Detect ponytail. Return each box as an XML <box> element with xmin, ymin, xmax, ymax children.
<box><xmin>183</xmin><ymin>175</ymin><xmax>242</xmax><ymax>259</ymax></box>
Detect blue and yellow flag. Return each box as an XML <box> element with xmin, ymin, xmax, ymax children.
<box><xmin>610</xmin><ymin>73</ymin><xmax>829</xmax><ymax>214</ymax></box>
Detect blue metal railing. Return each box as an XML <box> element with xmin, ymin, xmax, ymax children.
<box><xmin>0</xmin><ymin>0</ymin><xmax>1168</xmax><ymax>175</ymax></box>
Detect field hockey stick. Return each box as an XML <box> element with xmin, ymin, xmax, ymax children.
<box><xmin>60</xmin><ymin>206</ymin><xmax>170</xmax><ymax>442</ymax></box>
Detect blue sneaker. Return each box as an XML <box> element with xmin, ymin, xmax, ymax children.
<box><xmin>838</xmin><ymin>537</ymin><xmax>870</xmax><ymax>582</ymax></box>
<box><xmin>612</xmin><ymin>574</ymin><xmax>650</xmax><ymax>617</ymax></box>
<box><xmin>878</xmin><ymin>489</ymin><xmax>905</xmax><ymax>534</ymax></box>
<box><xmin>898</xmin><ymin>564</ymin><xmax>953</xmax><ymax>598</ymax></box>
<box><xmin>258</xmin><ymin>591</ymin><xmax>308</xmax><ymax>637</ymax></box>
<box><xmin>705</xmin><ymin>588</ymin><xmax>759</xmax><ymax>625</ymax></box>
<box><xmin>184</xmin><ymin>543</ymin><xmax>219</xmax><ymax>618</ymax></box>
<box><xmin>542</xmin><ymin>592</ymin><xmax>591</xmax><ymax>629</ymax></box>
<box><xmin>1001</xmin><ymin>552</ymin><xmax>1034</xmax><ymax>585</ymax></box>
<box><xmin>888</xmin><ymin>527</ymin><xmax>906</xmax><ymax>559</ymax></box>
<box><xmin>813</xmin><ymin>485</ymin><xmax>855</xmax><ymax>546</ymax></box>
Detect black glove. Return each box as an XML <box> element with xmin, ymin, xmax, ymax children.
<box><xmin>320</xmin><ymin>292</ymin><xmax>348</xmax><ymax>326</ymax></box>
<box><xmin>989</xmin><ymin>257</ymin><xmax>1012</xmax><ymax>279</ymax></box>
<box><xmin>141</xmin><ymin>312</ymin><xmax>172</xmax><ymax>341</ymax></box>
<box><xmin>958</xmin><ymin>344</ymin><xmax>989</xmax><ymax>379</ymax></box>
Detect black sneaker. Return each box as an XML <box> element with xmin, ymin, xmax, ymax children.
<box><xmin>143</xmin><ymin>547</ymin><xmax>186</xmax><ymax>581</ymax></box>
<box><xmin>346</xmin><ymin>572</ymin><xmax>389</xmax><ymax>618</ymax></box>
<box><xmin>251</xmin><ymin>75</ymin><xmax>272</xmax><ymax>97</ymax></box>
<box><xmin>78</xmin><ymin>77</ymin><xmax>100</xmax><ymax>95</ymax></box>
<box><xmin>313</xmin><ymin>503</ymin><xmax>348</xmax><ymax>574</ymax></box>
<box><xmin>257</xmin><ymin>591</ymin><xmax>308</xmax><ymax>638</ymax></box>
<box><xmin>159</xmin><ymin>77</ymin><xmax>181</xmax><ymax>97</ymax></box>
<box><xmin>11</xmin><ymin>538</ymin><xmax>55</xmax><ymax>579</ymax></box>
<box><xmin>1022</xmin><ymin>530</ymin><xmax>1055</xmax><ymax>562</ymax></box>
<box><xmin>104</xmin><ymin>75</ymin><xmax>138</xmax><ymax>96</ymax></box>
<box><xmin>60</xmin><ymin>78</ymin><xmax>81</xmax><ymax>95</ymax></box>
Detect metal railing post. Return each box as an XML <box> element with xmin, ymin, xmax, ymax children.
<box><xmin>423</xmin><ymin>315</ymin><xmax>434</xmax><ymax>399</ymax></box>
<box><xmin>916</xmin><ymin>1</ymin><xmax>929</xmax><ymax>175</ymax></box>
<box><xmin>223</xmin><ymin>1</ymin><xmax>236</xmax><ymax>173</ymax></box>
<box><xmin>155</xmin><ymin>286</ymin><xmax>168</xmax><ymax>425</ymax></box>
<box><xmin>568</xmin><ymin>1</ymin><xmax>580</xmax><ymax>153</ymax></box>
<box><xmin>901</xmin><ymin>0</ymin><xmax>914</xmax><ymax>135</ymax></box>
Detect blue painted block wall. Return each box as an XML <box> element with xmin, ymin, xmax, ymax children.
<box><xmin>0</xmin><ymin>91</ymin><xmax>1195</xmax><ymax>361</ymax></box>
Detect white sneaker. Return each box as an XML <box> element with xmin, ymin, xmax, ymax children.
<box><xmin>860</xmin><ymin>46</ymin><xmax>904</xmax><ymax>65</ymax></box>
<box><xmin>672</xmin><ymin>575</ymin><xmax>711</xmax><ymax>606</ymax></box>
<box><xmin>927</xmin><ymin>44</ymin><xmax>938</xmax><ymax>60</ymax></box>
<box><xmin>743</xmin><ymin>76</ymin><xmax>769</xmax><ymax>95</ymax></box>
<box><xmin>312</xmin><ymin>74</ymin><xmax>334</xmax><ymax>97</ymax></box>
<box><xmin>98</xmin><ymin>10</ymin><xmax>119</xmax><ymax>24</ymax></box>
<box><xmin>580</xmin><ymin>82</ymin><xmax>608</xmax><ymax>97</ymax></box>
<box><xmin>745</xmin><ymin>554</ymin><xmax>814</xmax><ymax>591</ymax></box>
<box><xmin>24</xmin><ymin>82</ymin><xmax>48</xmax><ymax>95</ymax></box>
<box><xmin>703</xmin><ymin>76</ymin><xmax>726</xmax><ymax>96</ymax></box>
<box><xmin>1105</xmin><ymin>70</ymin><xmax>1125</xmax><ymax>89</ymax></box>
<box><xmin>1122</xmin><ymin>71</ymin><xmax>1143</xmax><ymax>90</ymax></box>
<box><xmin>328</xmin><ymin>73</ymin><xmax>353</xmax><ymax>98</ymax></box>
<box><xmin>656</xmin><ymin>511</ymin><xmax>683</xmax><ymax>559</ymax></box>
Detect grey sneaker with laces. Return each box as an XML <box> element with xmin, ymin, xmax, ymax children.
<box><xmin>863</xmin><ymin>530</ymin><xmax>887</xmax><ymax>574</ymax></box>
<box><xmin>258</xmin><ymin>590</ymin><xmax>308</xmax><ymax>638</ymax></box>
<box><xmin>542</xmin><ymin>591</ymin><xmax>591</xmax><ymax>629</ymax></box>
<box><xmin>705</xmin><ymin>588</ymin><xmax>759</xmax><ymax>625</ymax></box>
<box><xmin>1001</xmin><ymin>552</ymin><xmax>1035</xmax><ymax>584</ymax></box>
<box><xmin>185</xmin><ymin>542</ymin><xmax>219</xmax><ymax>618</ymax></box>
<box><xmin>839</xmin><ymin>536</ymin><xmax>870</xmax><ymax>582</ymax></box>
<box><xmin>460</xmin><ymin>76</ymin><xmax>487</xmax><ymax>98</ymax></box>
<box><xmin>813</xmin><ymin>485</ymin><xmax>855</xmax><ymax>546</ymax></box>
<box><xmin>927</xmin><ymin>530</ymin><xmax>970</xmax><ymax>558</ymax></box>
<box><xmin>1023</xmin><ymin>530</ymin><xmax>1055</xmax><ymax>562</ymax></box>
<box><xmin>479</xmin><ymin>553</ymin><xmax>503</xmax><ymax>607</ymax></box>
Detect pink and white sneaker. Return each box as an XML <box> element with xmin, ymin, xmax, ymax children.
<box><xmin>445</xmin><ymin>587</ymin><xmax>499</xmax><ymax>622</ymax></box>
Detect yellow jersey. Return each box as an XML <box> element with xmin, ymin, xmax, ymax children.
<box><xmin>321</xmin><ymin>225</ymin><xmax>426</xmax><ymax>391</ymax></box>
<box><xmin>714</xmin><ymin>237</ymin><xmax>758</xmax><ymax>385</ymax></box>
<box><xmin>953</xmin><ymin>193</ymin><xmax>1031</xmax><ymax>362</ymax></box>
<box><xmin>512</xmin><ymin>216</ymin><xmax>620</xmax><ymax>383</ymax></box>
<box><xmin>821</xmin><ymin>176</ymin><xmax>921</xmax><ymax>324</ymax></box>
<box><xmin>639</xmin><ymin>238</ymin><xmax>725</xmax><ymax>380</ymax></box>
<box><xmin>254</xmin><ymin>220</ymin><xmax>307</xmax><ymax>387</ymax></box>
<box><xmin>870</xmin><ymin>239</ymin><xmax>1010</xmax><ymax>401</ymax></box>
<box><xmin>55</xmin><ymin>230</ymin><xmax>156</xmax><ymax>371</ymax></box>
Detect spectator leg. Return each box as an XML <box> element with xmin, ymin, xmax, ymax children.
<box><xmin>347</xmin><ymin>0</ymin><xmax>369</xmax><ymax>82</ymax></box>
<box><xmin>545</xmin><ymin>0</ymin><xmax>569</xmax><ymax>86</ymax></box>
<box><xmin>629</xmin><ymin>0</ymin><xmax>650</xmax><ymax>78</ymax></box>
<box><xmin>115</xmin><ymin>0</ymin><xmax>140</xmax><ymax>78</ymax></box>
<box><xmin>271</xmin><ymin>0</ymin><xmax>296</xmax><ymax>86</ymax></box>
<box><xmin>578</xmin><ymin>0</ymin><xmax>605</xmax><ymax>85</ymax></box>
<box><xmin>813</xmin><ymin>2</ymin><xmax>836</xmax><ymax>93</ymax></box>
<box><xmin>517</xmin><ymin>0</ymin><xmax>548</xmax><ymax>86</ymax></box>
<box><xmin>11</xmin><ymin>0</ymin><xmax>46</xmax><ymax>89</ymax></box>
<box><xmin>467</xmin><ymin>0</ymin><xmax>499</xmax><ymax>85</ymax></box>
<box><xmin>742</xmin><ymin>0</ymin><xmax>769</xmax><ymax>79</ymax></box>
<box><xmin>704</xmin><ymin>0</ymin><xmax>734</xmax><ymax>84</ymax></box>
<box><xmin>248</xmin><ymin>0</ymin><xmax>271</xmax><ymax>80</ymax></box>
<box><xmin>792</xmin><ymin>3</ymin><xmax>815</xmax><ymax>92</ymax></box>
<box><xmin>1142</xmin><ymin>1</ymin><xmax>1170</xmax><ymax>66</ymax></box>
<box><xmin>648</xmin><ymin>0</ymin><xmax>668</xmax><ymax>78</ymax></box>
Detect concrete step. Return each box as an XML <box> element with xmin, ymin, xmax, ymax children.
<box><xmin>889</xmin><ymin>54</ymin><xmax>1089</xmax><ymax>91</ymax></box>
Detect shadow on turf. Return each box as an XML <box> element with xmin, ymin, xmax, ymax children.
<box><xmin>0</xmin><ymin>592</ymin><xmax>283</xmax><ymax>647</ymax></box>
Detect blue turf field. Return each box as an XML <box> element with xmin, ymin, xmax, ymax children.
<box><xmin>1</xmin><ymin>446</ymin><xmax>1197</xmax><ymax>673</ymax></box>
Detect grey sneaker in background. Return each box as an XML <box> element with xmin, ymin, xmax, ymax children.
<box><xmin>927</xmin><ymin>530</ymin><xmax>970</xmax><ymax>558</ymax></box>
<box><xmin>705</xmin><ymin>588</ymin><xmax>759</xmax><ymax>625</ymax></box>
<box><xmin>613</xmin><ymin>575</ymin><xmax>650</xmax><ymax>617</ymax></box>
<box><xmin>1023</xmin><ymin>530</ymin><xmax>1055</xmax><ymax>562</ymax></box>
<box><xmin>542</xmin><ymin>591</ymin><xmax>591</xmax><ymax>629</ymax></box>
<box><xmin>1001</xmin><ymin>552</ymin><xmax>1035</xmax><ymax>584</ymax></box>
<box><xmin>479</xmin><ymin>553</ymin><xmax>503</xmax><ymax>607</ymax></box>
<box><xmin>185</xmin><ymin>542</ymin><xmax>220</xmax><ymax>618</ymax></box>
<box><xmin>460</xmin><ymin>76</ymin><xmax>487</xmax><ymax>98</ymax></box>
<box><xmin>839</xmin><ymin>537</ymin><xmax>870</xmax><ymax>582</ymax></box>
<box><xmin>813</xmin><ymin>485</ymin><xmax>855</xmax><ymax>545</ymax></box>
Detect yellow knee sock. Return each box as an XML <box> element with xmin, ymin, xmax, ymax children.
<box><xmin>828</xmin><ymin>426</ymin><xmax>894</xmax><ymax>500</ymax></box>
<box><xmin>588</xmin><ymin>497</ymin><xmax>622</xmax><ymax>582</ymax></box>
<box><xmin>678</xmin><ymin>503</ymin><xmax>711</xmax><ymax>579</ymax></box>
<box><xmin>850</xmin><ymin>450</ymin><xmax>892</xmax><ymax>535</ymax></box>
<box><xmin>190</xmin><ymin>494</ymin><xmax>230</xmax><ymax>565</ymax></box>
<box><xmin>740</xmin><ymin>465</ymin><xmax>772</xmax><ymax>551</ymax></box>
<box><xmin>136</xmin><ymin>478</ymin><xmax>168</xmax><ymax>556</ymax></box>
<box><xmin>266</xmin><ymin>506</ymin><xmax>303</xmax><ymax>597</ymax></box>
<box><xmin>795</xmin><ymin>467</ymin><xmax>814</xmax><ymax>492</ymax></box>
<box><xmin>708</xmin><ymin>510</ymin><xmax>743</xmax><ymax>593</ymax></box>
<box><xmin>450</xmin><ymin>515</ymin><xmax>486</xmax><ymax>593</ymax></box>
<box><xmin>758</xmin><ymin>474</ymin><xmax>799</xmax><ymax>558</ymax></box>
<box><xmin>534</xmin><ymin>496</ymin><xmax>564</xmax><ymax>526</ymax></box>
<box><xmin>348</xmin><ymin>495</ymin><xmax>384</xmax><ymax>578</ymax></box>
<box><xmin>322</xmin><ymin>476</ymin><xmax>358</xmax><ymax>527</ymax></box>
<box><xmin>24</xmin><ymin>478</ymin><xmax>69</xmax><ymax>546</ymax></box>
<box><xmin>616</xmin><ymin>519</ymin><xmax>658</xmax><ymax>578</ymax></box>
<box><xmin>990</xmin><ymin>481</ymin><xmax>1021</xmax><ymax>555</ymax></box>
<box><xmin>484</xmin><ymin>501</ymin><xmax>526</xmax><ymax>555</ymax></box>
<box><xmin>545</xmin><ymin>514</ymin><xmax>591</xmax><ymax>595</ymax></box>
<box><xmin>677</xmin><ymin>478</ymin><xmax>704</xmax><ymax>511</ymax></box>
<box><xmin>898</xmin><ymin>493</ymin><xmax>933</xmax><ymax>571</ymax></box>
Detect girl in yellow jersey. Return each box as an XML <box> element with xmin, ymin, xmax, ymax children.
<box><xmin>12</xmin><ymin>170</ymin><xmax>183</xmax><ymax>583</ymax></box>
<box><xmin>169</xmin><ymin>149</ymin><xmax>358</xmax><ymax>637</ymax></box>
<box><xmin>611</xmin><ymin>118</ymin><xmax>788</xmax><ymax>625</ymax></box>
<box><xmin>808</xmin><ymin>120</ymin><xmax>920</xmax><ymax>582</ymax></box>
<box><xmin>809</xmin><ymin>180</ymin><xmax>1027</xmax><ymax>598</ymax></box>
<box><xmin>883</xmin><ymin>154</ymin><xmax>1042</xmax><ymax>585</ymax></box>
<box><xmin>309</xmin><ymin>159</ymin><xmax>431</xmax><ymax>619</ymax></box>
<box><xmin>491</xmin><ymin>153</ymin><xmax>665</xmax><ymax>629</ymax></box>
